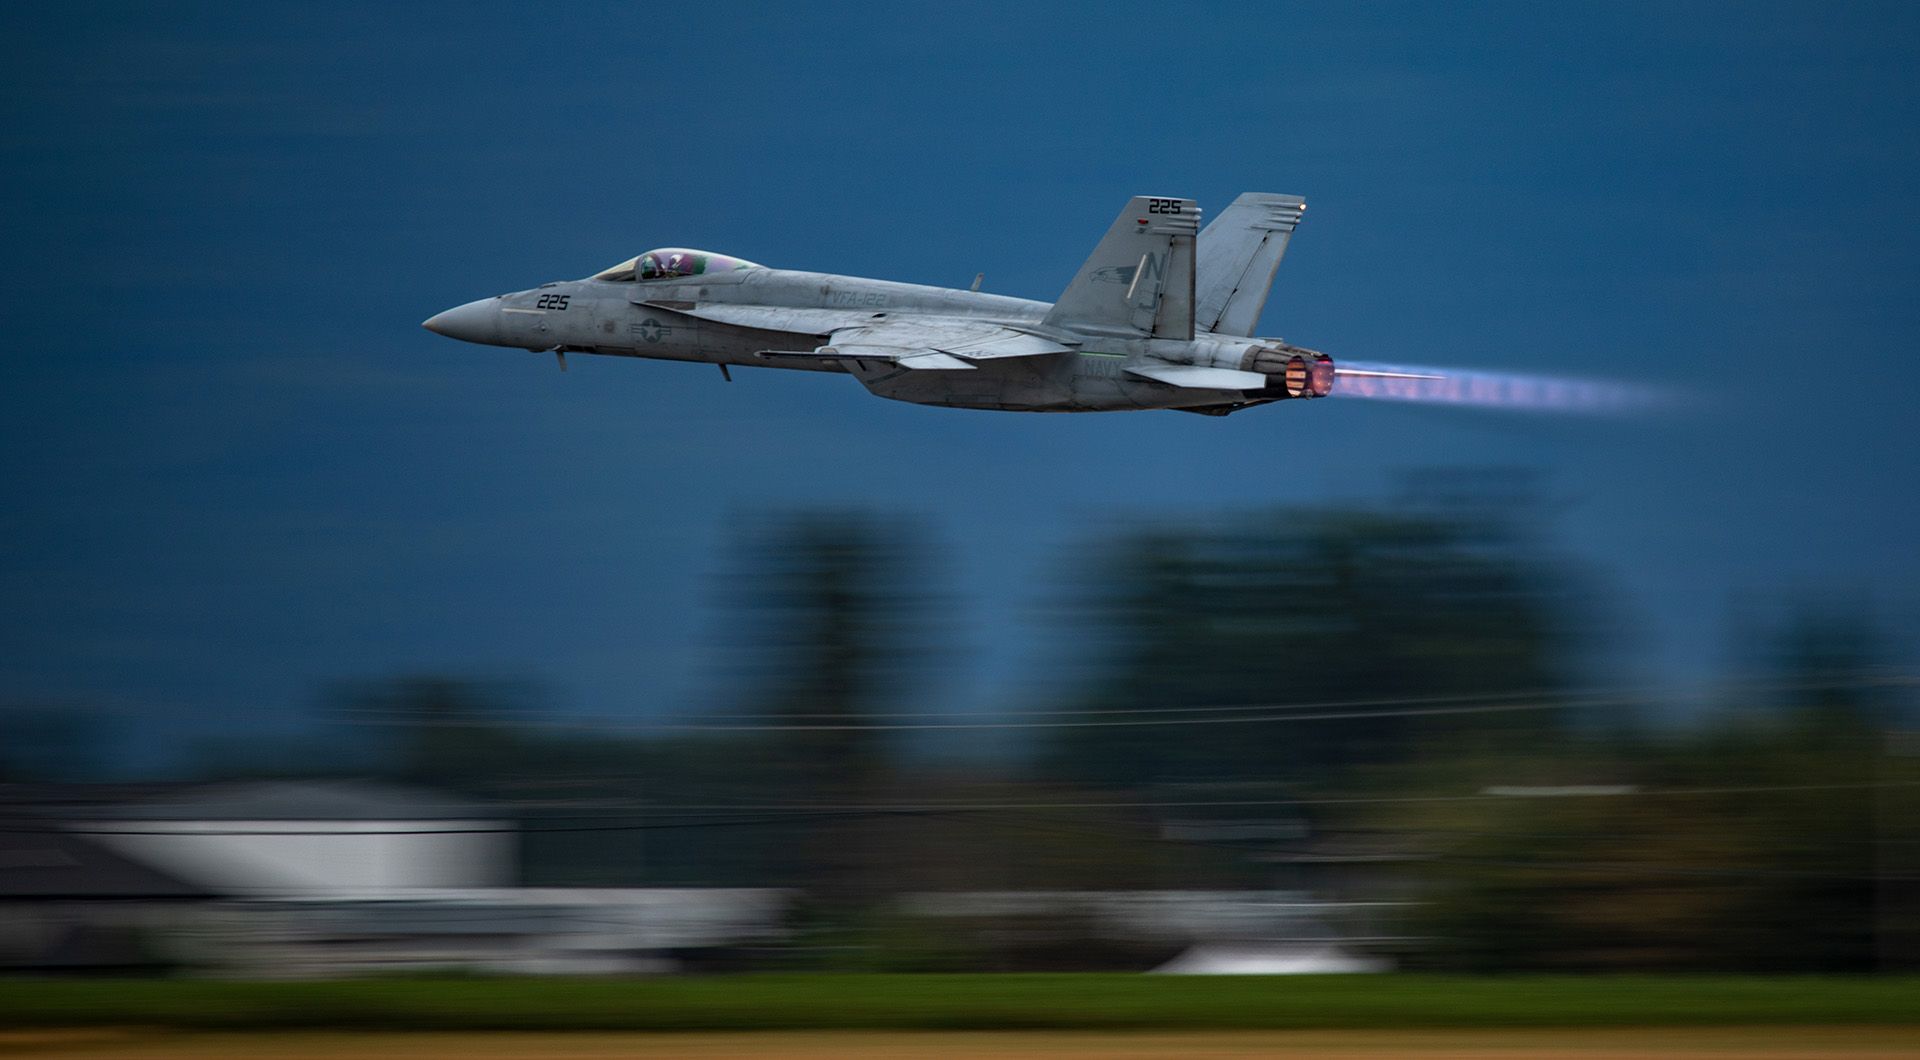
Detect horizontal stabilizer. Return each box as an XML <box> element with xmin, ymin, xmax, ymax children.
<box><xmin>1125</xmin><ymin>364</ymin><xmax>1267</xmax><ymax>390</ymax></box>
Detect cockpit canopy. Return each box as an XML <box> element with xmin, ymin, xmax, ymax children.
<box><xmin>590</xmin><ymin>248</ymin><xmax>761</xmax><ymax>282</ymax></box>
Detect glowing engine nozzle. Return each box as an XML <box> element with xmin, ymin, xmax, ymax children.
<box><xmin>1247</xmin><ymin>344</ymin><xmax>1335</xmax><ymax>398</ymax></box>
<box><xmin>1309</xmin><ymin>354</ymin><xmax>1334</xmax><ymax>397</ymax></box>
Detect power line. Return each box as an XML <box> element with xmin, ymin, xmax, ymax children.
<box><xmin>677</xmin><ymin>671</ymin><xmax>1913</xmax><ymax>721</ymax></box>
<box><xmin>604</xmin><ymin>700</ymin><xmax>1567</xmax><ymax>731</ymax></box>
<box><xmin>332</xmin><ymin>689</ymin><xmax>1565</xmax><ymax>728</ymax></box>
<box><xmin>20</xmin><ymin>779</ymin><xmax>1920</xmax><ymax>836</ymax></box>
<box><xmin>338</xmin><ymin>699</ymin><xmax>1566</xmax><ymax>731</ymax></box>
<box><xmin>650</xmin><ymin>687</ymin><xmax>1565</xmax><ymax>720</ymax></box>
<box><xmin>332</xmin><ymin>672</ymin><xmax>1912</xmax><ymax>732</ymax></box>
<box><xmin>1431</xmin><ymin>853</ymin><xmax>1920</xmax><ymax>884</ymax></box>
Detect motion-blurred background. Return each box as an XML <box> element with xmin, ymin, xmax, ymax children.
<box><xmin>2</xmin><ymin>2</ymin><xmax>1917</xmax><ymax>978</ymax></box>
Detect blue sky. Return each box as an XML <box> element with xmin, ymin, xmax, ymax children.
<box><xmin>3</xmin><ymin>2</ymin><xmax>1918</xmax><ymax>766</ymax></box>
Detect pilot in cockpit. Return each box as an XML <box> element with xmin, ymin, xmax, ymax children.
<box><xmin>590</xmin><ymin>249</ymin><xmax>761</xmax><ymax>283</ymax></box>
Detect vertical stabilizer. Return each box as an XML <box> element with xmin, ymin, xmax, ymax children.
<box><xmin>1194</xmin><ymin>192</ymin><xmax>1306</xmax><ymax>336</ymax></box>
<box><xmin>1045</xmin><ymin>196</ymin><xmax>1200</xmax><ymax>338</ymax></box>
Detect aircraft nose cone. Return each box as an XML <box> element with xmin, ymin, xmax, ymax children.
<box><xmin>422</xmin><ymin>298</ymin><xmax>499</xmax><ymax>345</ymax></box>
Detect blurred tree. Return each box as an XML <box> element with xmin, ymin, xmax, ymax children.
<box><xmin>1039</xmin><ymin>482</ymin><xmax>1586</xmax><ymax>793</ymax></box>
<box><xmin>0</xmin><ymin>702</ymin><xmax>111</xmax><ymax>781</ymax></box>
<box><xmin>322</xmin><ymin>675</ymin><xmax>541</xmax><ymax>793</ymax></box>
<box><xmin>1729</xmin><ymin>601</ymin><xmax>1894</xmax><ymax>971</ymax></box>
<box><xmin>312</xmin><ymin>676</ymin><xmax>716</xmax><ymax>887</ymax></box>
<box><xmin>711</xmin><ymin>511</ymin><xmax>936</xmax><ymax>912</ymax></box>
<box><xmin>1409</xmin><ymin>596</ymin><xmax>1909</xmax><ymax>972</ymax></box>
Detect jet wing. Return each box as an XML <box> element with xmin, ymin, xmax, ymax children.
<box><xmin>830</xmin><ymin>319</ymin><xmax>1073</xmax><ymax>360</ymax></box>
<box><xmin>763</xmin><ymin>318</ymin><xmax>1075</xmax><ymax>371</ymax></box>
<box><xmin>639</xmin><ymin>302</ymin><xmax>884</xmax><ymax>335</ymax></box>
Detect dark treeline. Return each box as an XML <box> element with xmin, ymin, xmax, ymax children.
<box><xmin>5</xmin><ymin>474</ymin><xmax>1915</xmax><ymax>972</ymax></box>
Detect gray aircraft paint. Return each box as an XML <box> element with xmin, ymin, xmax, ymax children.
<box><xmin>423</xmin><ymin>194</ymin><xmax>1335</xmax><ymax>416</ymax></box>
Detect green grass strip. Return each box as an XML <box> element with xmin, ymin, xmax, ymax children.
<box><xmin>0</xmin><ymin>975</ymin><xmax>1916</xmax><ymax>1032</ymax></box>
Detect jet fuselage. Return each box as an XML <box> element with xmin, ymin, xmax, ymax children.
<box><xmin>424</xmin><ymin>195</ymin><xmax>1334</xmax><ymax>414</ymax></box>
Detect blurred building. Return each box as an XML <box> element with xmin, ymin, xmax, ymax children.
<box><xmin>0</xmin><ymin>810</ymin><xmax>217</xmax><ymax>972</ymax></box>
<box><xmin>63</xmin><ymin>779</ymin><xmax>513</xmax><ymax>897</ymax></box>
<box><xmin>0</xmin><ymin>780</ymin><xmax>788</xmax><ymax>975</ymax></box>
<box><xmin>190</xmin><ymin>888</ymin><xmax>790</xmax><ymax>977</ymax></box>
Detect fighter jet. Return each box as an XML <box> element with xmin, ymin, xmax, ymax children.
<box><xmin>423</xmin><ymin>193</ymin><xmax>1351</xmax><ymax>416</ymax></box>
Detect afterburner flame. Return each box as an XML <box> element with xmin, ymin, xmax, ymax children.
<box><xmin>1333</xmin><ymin>360</ymin><xmax>1666</xmax><ymax>415</ymax></box>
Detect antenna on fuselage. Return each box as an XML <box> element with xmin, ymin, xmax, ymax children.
<box><xmin>970</xmin><ymin>272</ymin><xmax>984</xmax><ymax>292</ymax></box>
